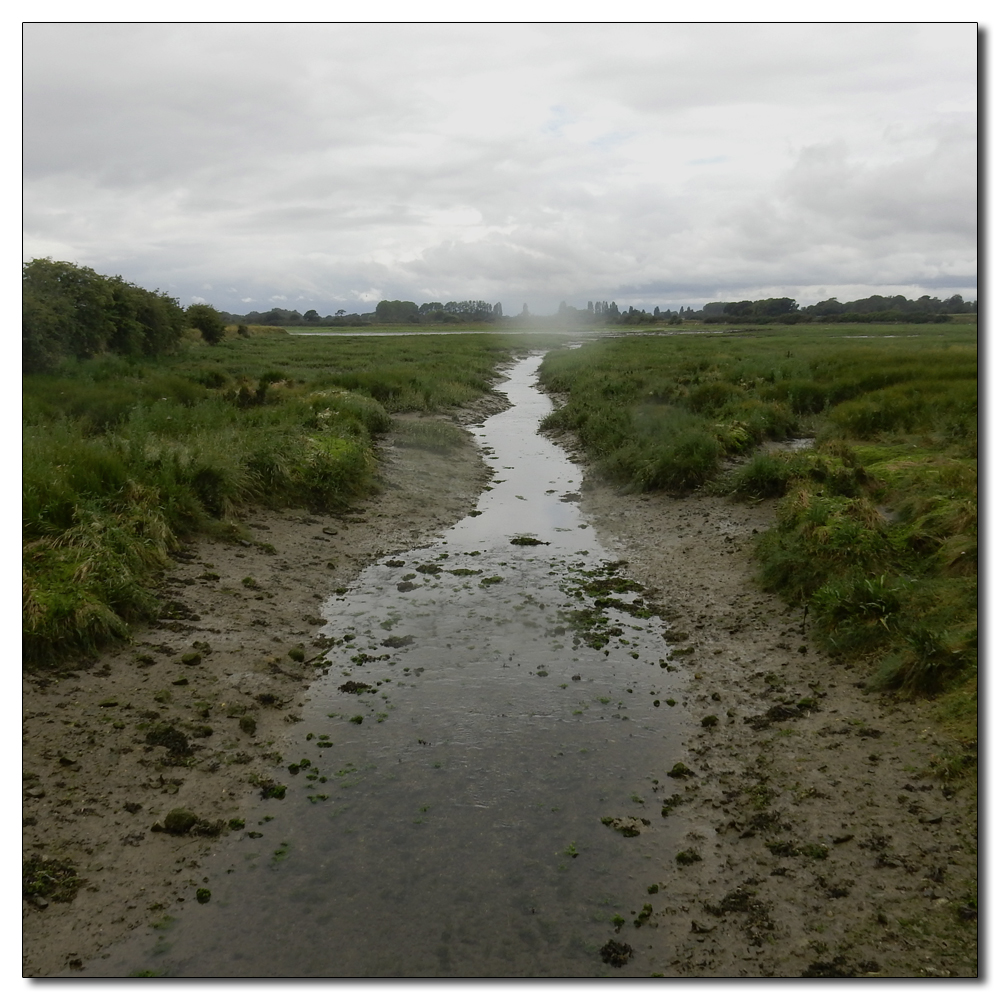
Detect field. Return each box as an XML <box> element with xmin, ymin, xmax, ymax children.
<box><xmin>22</xmin><ymin>328</ymin><xmax>565</xmax><ymax>665</ymax></box>
<box><xmin>538</xmin><ymin>325</ymin><xmax>977</xmax><ymax>727</ymax></box>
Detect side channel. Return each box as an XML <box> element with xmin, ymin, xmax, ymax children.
<box><xmin>85</xmin><ymin>353</ymin><xmax>691</xmax><ymax>977</ymax></box>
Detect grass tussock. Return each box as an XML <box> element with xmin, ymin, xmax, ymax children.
<box><xmin>392</xmin><ymin>417</ymin><xmax>470</xmax><ymax>453</ymax></box>
<box><xmin>538</xmin><ymin>325</ymin><xmax>977</xmax><ymax>703</ymax></box>
<box><xmin>24</xmin><ymin>330</ymin><xmax>538</xmax><ymax>665</ymax></box>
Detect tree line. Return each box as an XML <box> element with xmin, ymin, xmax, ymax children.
<box><xmin>558</xmin><ymin>293</ymin><xmax>976</xmax><ymax>327</ymax></box>
<box><xmin>223</xmin><ymin>299</ymin><xmax>505</xmax><ymax>328</ymax></box>
<box><xmin>699</xmin><ymin>293</ymin><xmax>976</xmax><ymax>325</ymax></box>
<box><xmin>23</xmin><ymin>256</ymin><xmax>976</xmax><ymax>374</ymax></box>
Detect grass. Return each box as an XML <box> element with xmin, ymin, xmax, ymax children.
<box><xmin>23</xmin><ymin>329</ymin><xmax>551</xmax><ymax>666</ymax></box>
<box><xmin>538</xmin><ymin>325</ymin><xmax>977</xmax><ymax>704</ymax></box>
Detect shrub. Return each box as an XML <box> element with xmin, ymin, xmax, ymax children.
<box><xmin>186</xmin><ymin>304</ymin><xmax>228</xmax><ymax>346</ymax></box>
<box><xmin>871</xmin><ymin>625</ymin><xmax>974</xmax><ymax>696</ymax></box>
<box><xmin>726</xmin><ymin>453</ymin><xmax>801</xmax><ymax>498</ymax></box>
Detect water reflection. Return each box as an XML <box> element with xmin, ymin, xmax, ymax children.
<box><xmin>84</xmin><ymin>354</ymin><xmax>687</xmax><ymax>977</ymax></box>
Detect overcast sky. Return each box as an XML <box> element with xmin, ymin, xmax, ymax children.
<box><xmin>23</xmin><ymin>22</ymin><xmax>978</xmax><ymax>316</ymax></box>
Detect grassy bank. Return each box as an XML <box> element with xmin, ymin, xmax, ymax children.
<box><xmin>538</xmin><ymin>326</ymin><xmax>977</xmax><ymax>717</ymax></box>
<box><xmin>23</xmin><ymin>329</ymin><xmax>559</xmax><ymax>666</ymax></box>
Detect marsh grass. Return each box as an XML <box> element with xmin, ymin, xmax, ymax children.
<box><xmin>392</xmin><ymin>417</ymin><xmax>469</xmax><ymax>453</ymax></box>
<box><xmin>538</xmin><ymin>326</ymin><xmax>977</xmax><ymax>702</ymax></box>
<box><xmin>24</xmin><ymin>330</ymin><xmax>539</xmax><ymax>664</ymax></box>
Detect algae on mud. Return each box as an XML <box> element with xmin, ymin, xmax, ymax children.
<box><xmin>24</xmin><ymin>327</ymin><xmax>978</xmax><ymax>978</ymax></box>
<box><xmin>63</xmin><ymin>353</ymin><xmax>694</xmax><ymax>978</ymax></box>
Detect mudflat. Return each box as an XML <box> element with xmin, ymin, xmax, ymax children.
<box><xmin>577</xmin><ymin>477</ymin><xmax>977</xmax><ymax>977</ymax></box>
<box><xmin>22</xmin><ymin>402</ymin><xmax>503</xmax><ymax>978</ymax></box>
<box><xmin>23</xmin><ymin>394</ymin><xmax>976</xmax><ymax>978</ymax></box>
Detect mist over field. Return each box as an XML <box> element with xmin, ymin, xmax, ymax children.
<box><xmin>23</xmin><ymin>23</ymin><xmax>976</xmax><ymax>316</ymax></box>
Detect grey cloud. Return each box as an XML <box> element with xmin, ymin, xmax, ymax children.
<box><xmin>781</xmin><ymin>132</ymin><xmax>976</xmax><ymax>240</ymax></box>
<box><xmin>23</xmin><ymin>23</ymin><xmax>977</xmax><ymax>314</ymax></box>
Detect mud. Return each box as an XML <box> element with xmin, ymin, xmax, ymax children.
<box><xmin>22</xmin><ymin>380</ymin><xmax>977</xmax><ymax>978</ymax></box>
<box><xmin>21</xmin><ymin>396</ymin><xmax>507</xmax><ymax>978</ymax></box>
<box><xmin>574</xmin><ymin>475</ymin><xmax>978</xmax><ymax>977</ymax></box>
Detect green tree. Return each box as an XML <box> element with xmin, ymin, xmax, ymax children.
<box><xmin>186</xmin><ymin>303</ymin><xmax>228</xmax><ymax>345</ymax></box>
<box><xmin>375</xmin><ymin>300</ymin><xmax>419</xmax><ymax>323</ymax></box>
<box><xmin>22</xmin><ymin>258</ymin><xmax>114</xmax><ymax>370</ymax></box>
<box><xmin>22</xmin><ymin>259</ymin><xmax>185</xmax><ymax>372</ymax></box>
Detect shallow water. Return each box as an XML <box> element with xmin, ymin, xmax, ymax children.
<box><xmin>85</xmin><ymin>354</ymin><xmax>689</xmax><ymax>977</ymax></box>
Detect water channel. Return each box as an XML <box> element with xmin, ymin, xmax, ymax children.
<box><xmin>86</xmin><ymin>353</ymin><xmax>691</xmax><ymax>977</ymax></box>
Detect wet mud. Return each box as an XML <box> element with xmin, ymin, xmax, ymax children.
<box><xmin>23</xmin><ymin>354</ymin><xmax>977</xmax><ymax>978</ymax></box>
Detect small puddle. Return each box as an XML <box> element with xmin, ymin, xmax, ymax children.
<box><xmin>85</xmin><ymin>354</ymin><xmax>690</xmax><ymax>977</ymax></box>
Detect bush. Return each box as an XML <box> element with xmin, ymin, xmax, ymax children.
<box><xmin>725</xmin><ymin>453</ymin><xmax>801</xmax><ymax>498</ymax></box>
<box><xmin>872</xmin><ymin>625</ymin><xmax>974</xmax><ymax>695</ymax></box>
<box><xmin>186</xmin><ymin>304</ymin><xmax>228</xmax><ymax>346</ymax></box>
<box><xmin>23</xmin><ymin>258</ymin><xmax>186</xmax><ymax>372</ymax></box>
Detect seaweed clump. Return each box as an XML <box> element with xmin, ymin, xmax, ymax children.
<box><xmin>600</xmin><ymin>939</ymin><xmax>634</xmax><ymax>967</ymax></box>
<box><xmin>23</xmin><ymin>855</ymin><xmax>84</xmax><ymax>903</ymax></box>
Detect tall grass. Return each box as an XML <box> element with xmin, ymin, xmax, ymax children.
<box><xmin>538</xmin><ymin>325</ymin><xmax>977</xmax><ymax>700</ymax></box>
<box><xmin>24</xmin><ymin>330</ymin><xmax>538</xmax><ymax>665</ymax></box>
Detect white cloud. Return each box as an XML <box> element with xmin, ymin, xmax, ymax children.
<box><xmin>22</xmin><ymin>23</ymin><xmax>977</xmax><ymax>313</ymax></box>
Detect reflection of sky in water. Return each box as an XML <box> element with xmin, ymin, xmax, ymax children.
<box><xmin>82</xmin><ymin>353</ymin><xmax>689</xmax><ymax>978</ymax></box>
<box><xmin>447</xmin><ymin>354</ymin><xmax>596</xmax><ymax>547</ymax></box>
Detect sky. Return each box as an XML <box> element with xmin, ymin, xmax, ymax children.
<box><xmin>22</xmin><ymin>22</ymin><xmax>978</xmax><ymax>316</ymax></box>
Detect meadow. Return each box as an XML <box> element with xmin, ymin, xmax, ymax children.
<box><xmin>538</xmin><ymin>325</ymin><xmax>977</xmax><ymax>719</ymax></box>
<box><xmin>22</xmin><ymin>328</ymin><xmax>563</xmax><ymax>665</ymax></box>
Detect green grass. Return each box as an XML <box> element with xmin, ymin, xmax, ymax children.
<box><xmin>538</xmin><ymin>325</ymin><xmax>977</xmax><ymax>702</ymax></box>
<box><xmin>23</xmin><ymin>329</ymin><xmax>550</xmax><ymax>665</ymax></box>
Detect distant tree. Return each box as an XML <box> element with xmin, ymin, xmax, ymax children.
<box><xmin>336</xmin><ymin>309</ymin><xmax>346</xmax><ymax>317</ymax></box>
<box><xmin>375</xmin><ymin>300</ymin><xmax>420</xmax><ymax>322</ymax></box>
<box><xmin>186</xmin><ymin>303</ymin><xmax>228</xmax><ymax>345</ymax></box>
<box><xmin>808</xmin><ymin>298</ymin><xmax>844</xmax><ymax>316</ymax></box>
<box><xmin>440</xmin><ymin>300</ymin><xmax>495</xmax><ymax>319</ymax></box>
<box><xmin>493</xmin><ymin>302</ymin><xmax>503</xmax><ymax>318</ymax></box>
<box><xmin>303</xmin><ymin>309</ymin><xmax>320</xmax><ymax>322</ymax></box>
<box><xmin>754</xmin><ymin>297</ymin><xmax>798</xmax><ymax>317</ymax></box>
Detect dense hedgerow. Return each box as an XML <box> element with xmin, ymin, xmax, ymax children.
<box><xmin>23</xmin><ymin>259</ymin><xmax>189</xmax><ymax>373</ymax></box>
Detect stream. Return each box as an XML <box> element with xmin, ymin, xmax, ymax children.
<box><xmin>84</xmin><ymin>353</ymin><xmax>690</xmax><ymax>977</ymax></box>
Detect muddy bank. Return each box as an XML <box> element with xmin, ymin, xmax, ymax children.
<box><xmin>576</xmin><ymin>477</ymin><xmax>978</xmax><ymax>977</ymax></box>
<box><xmin>23</xmin><ymin>381</ymin><xmax>977</xmax><ymax>978</ymax></box>
<box><xmin>22</xmin><ymin>398</ymin><xmax>508</xmax><ymax>977</ymax></box>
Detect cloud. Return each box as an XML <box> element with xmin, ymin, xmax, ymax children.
<box><xmin>22</xmin><ymin>23</ymin><xmax>977</xmax><ymax>313</ymax></box>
